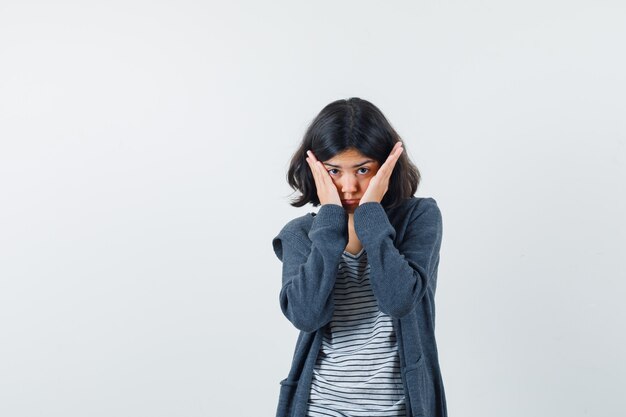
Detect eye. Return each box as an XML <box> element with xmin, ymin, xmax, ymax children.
<box><xmin>327</xmin><ymin>168</ymin><xmax>339</xmax><ymax>175</ymax></box>
<box><xmin>358</xmin><ymin>167</ymin><xmax>370</xmax><ymax>174</ymax></box>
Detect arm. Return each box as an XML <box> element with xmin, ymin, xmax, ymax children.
<box><xmin>272</xmin><ymin>204</ymin><xmax>348</xmax><ymax>332</ymax></box>
<box><xmin>353</xmin><ymin>198</ymin><xmax>443</xmax><ymax>318</ymax></box>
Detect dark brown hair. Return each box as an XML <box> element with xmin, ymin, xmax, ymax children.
<box><xmin>286</xmin><ymin>97</ymin><xmax>421</xmax><ymax>210</ymax></box>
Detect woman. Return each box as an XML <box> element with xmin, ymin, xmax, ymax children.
<box><xmin>272</xmin><ymin>98</ymin><xmax>447</xmax><ymax>417</ymax></box>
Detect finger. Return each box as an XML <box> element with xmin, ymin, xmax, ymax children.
<box><xmin>306</xmin><ymin>149</ymin><xmax>319</xmax><ymax>164</ymax></box>
<box><xmin>391</xmin><ymin>141</ymin><xmax>403</xmax><ymax>159</ymax></box>
<box><xmin>307</xmin><ymin>150</ymin><xmax>332</xmax><ymax>184</ymax></box>
<box><xmin>385</xmin><ymin>142</ymin><xmax>402</xmax><ymax>163</ymax></box>
<box><xmin>305</xmin><ymin>155</ymin><xmax>323</xmax><ymax>188</ymax></box>
<box><xmin>309</xmin><ymin>157</ymin><xmax>336</xmax><ymax>195</ymax></box>
<box><xmin>384</xmin><ymin>151</ymin><xmax>402</xmax><ymax>177</ymax></box>
<box><xmin>312</xmin><ymin>160</ymin><xmax>332</xmax><ymax>194</ymax></box>
<box><xmin>306</xmin><ymin>151</ymin><xmax>324</xmax><ymax>181</ymax></box>
<box><xmin>305</xmin><ymin>155</ymin><xmax>315</xmax><ymax>176</ymax></box>
<box><xmin>318</xmin><ymin>161</ymin><xmax>336</xmax><ymax>188</ymax></box>
<box><xmin>392</xmin><ymin>144</ymin><xmax>404</xmax><ymax>162</ymax></box>
<box><xmin>313</xmin><ymin>160</ymin><xmax>332</xmax><ymax>187</ymax></box>
<box><xmin>382</xmin><ymin>143</ymin><xmax>404</xmax><ymax>170</ymax></box>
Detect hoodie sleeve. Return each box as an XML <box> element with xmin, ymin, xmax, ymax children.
<box><xmin>353</xmin><ymin>198</ymin><xmax>443</xmax><ymax>319</ymax></box>
<box><xmin>272</xmin><ymin>204</ymin><xmax>348</xmax><ymax>332</ymax></box>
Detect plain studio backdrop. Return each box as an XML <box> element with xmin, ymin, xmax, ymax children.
<box><xmin>0</xmin><ymin>1</ymin><xmax>624</xmax><ymax>416</ymax></box>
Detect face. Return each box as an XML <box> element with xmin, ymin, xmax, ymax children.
<box><xmin>322</xmin><ymin>148</ymin><xmax>381</xmax><ymax>213</ymax></box>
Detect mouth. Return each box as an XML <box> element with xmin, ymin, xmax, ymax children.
<box><xmin>342</xmin><ymin>199</ymin><xmax>359</xmax><ymax>206</ymax></box>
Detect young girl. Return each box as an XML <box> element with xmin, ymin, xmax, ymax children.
<box><xmin>272</xmin><ymin>98</ymin><xmax>447</xmax><ymax>417</ymax></box>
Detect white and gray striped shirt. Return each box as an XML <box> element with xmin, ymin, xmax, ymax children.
<box><xmin>306</xmin><ymin>248</ymin><xmax>406</xmax><ymax>417</ymax></box>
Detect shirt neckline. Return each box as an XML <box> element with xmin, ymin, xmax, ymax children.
<box><xmin>342</xmin><ymin>247</ymin><xmax>365</xmax><ymax>258</ymax></box>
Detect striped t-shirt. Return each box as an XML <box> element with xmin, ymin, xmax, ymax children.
<box><xmin>306</xmin><ymin>248</ymin><xmax>406</xmax><ymax>417</ymax></box>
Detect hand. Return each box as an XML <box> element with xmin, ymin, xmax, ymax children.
<box><xmin>359</xmin><ymin>141</ymin><xmax>404</xmax><ymax>205</ymax></box>
<box><xmin>305</xmin><ymin>150</ymin><xmax>342</xmax><ymax>207</ymax></box>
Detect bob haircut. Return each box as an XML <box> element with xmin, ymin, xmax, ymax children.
<box><xmin>287</xmin><ymin>97</ymin><xmax>421</xmax><ymax>210</ymax></box>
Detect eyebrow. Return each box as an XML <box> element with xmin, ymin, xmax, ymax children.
<box><xmin>323</xmin><ymin>159</ymin><xmax>375</xmax><ymax>168</ymax></box>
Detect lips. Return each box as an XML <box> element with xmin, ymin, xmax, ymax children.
<box><xmin>342</xmin><ymin>199</ymin><xmax>359</xmax><ymax>205</ymax></box>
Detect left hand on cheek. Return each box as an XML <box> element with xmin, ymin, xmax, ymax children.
<box><xmin>359</xmin><ymin>142</ymin><xmax>404</xmax><ymax>205</ymax></box>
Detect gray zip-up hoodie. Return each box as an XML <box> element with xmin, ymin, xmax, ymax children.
<box><xmin>272</xmin><ymin>196</ymin><xmax>447</xmax><ymax>417</ymax></box>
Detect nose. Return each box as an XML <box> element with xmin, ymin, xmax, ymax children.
<box><xmin>340</xmin><ymin>175</ymin><xmax>358</xmax><ymax>194</ymax></box>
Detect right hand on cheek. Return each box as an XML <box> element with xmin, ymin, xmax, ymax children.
<box><xmin>305</xmin><ymin>150</ymin><xmax>343</xmax><ymax>207</ymax></box>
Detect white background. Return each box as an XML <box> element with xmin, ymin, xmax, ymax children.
<box><xmin>1</xmin><ymin>1</ymin><xmax>624</xmax><ymax>416</ymax></box>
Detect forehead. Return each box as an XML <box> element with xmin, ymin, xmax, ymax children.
<box><xmin>324</xmin><ymin>148</ymin><xmax>376</xmax><ymax>166</ymax></box>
